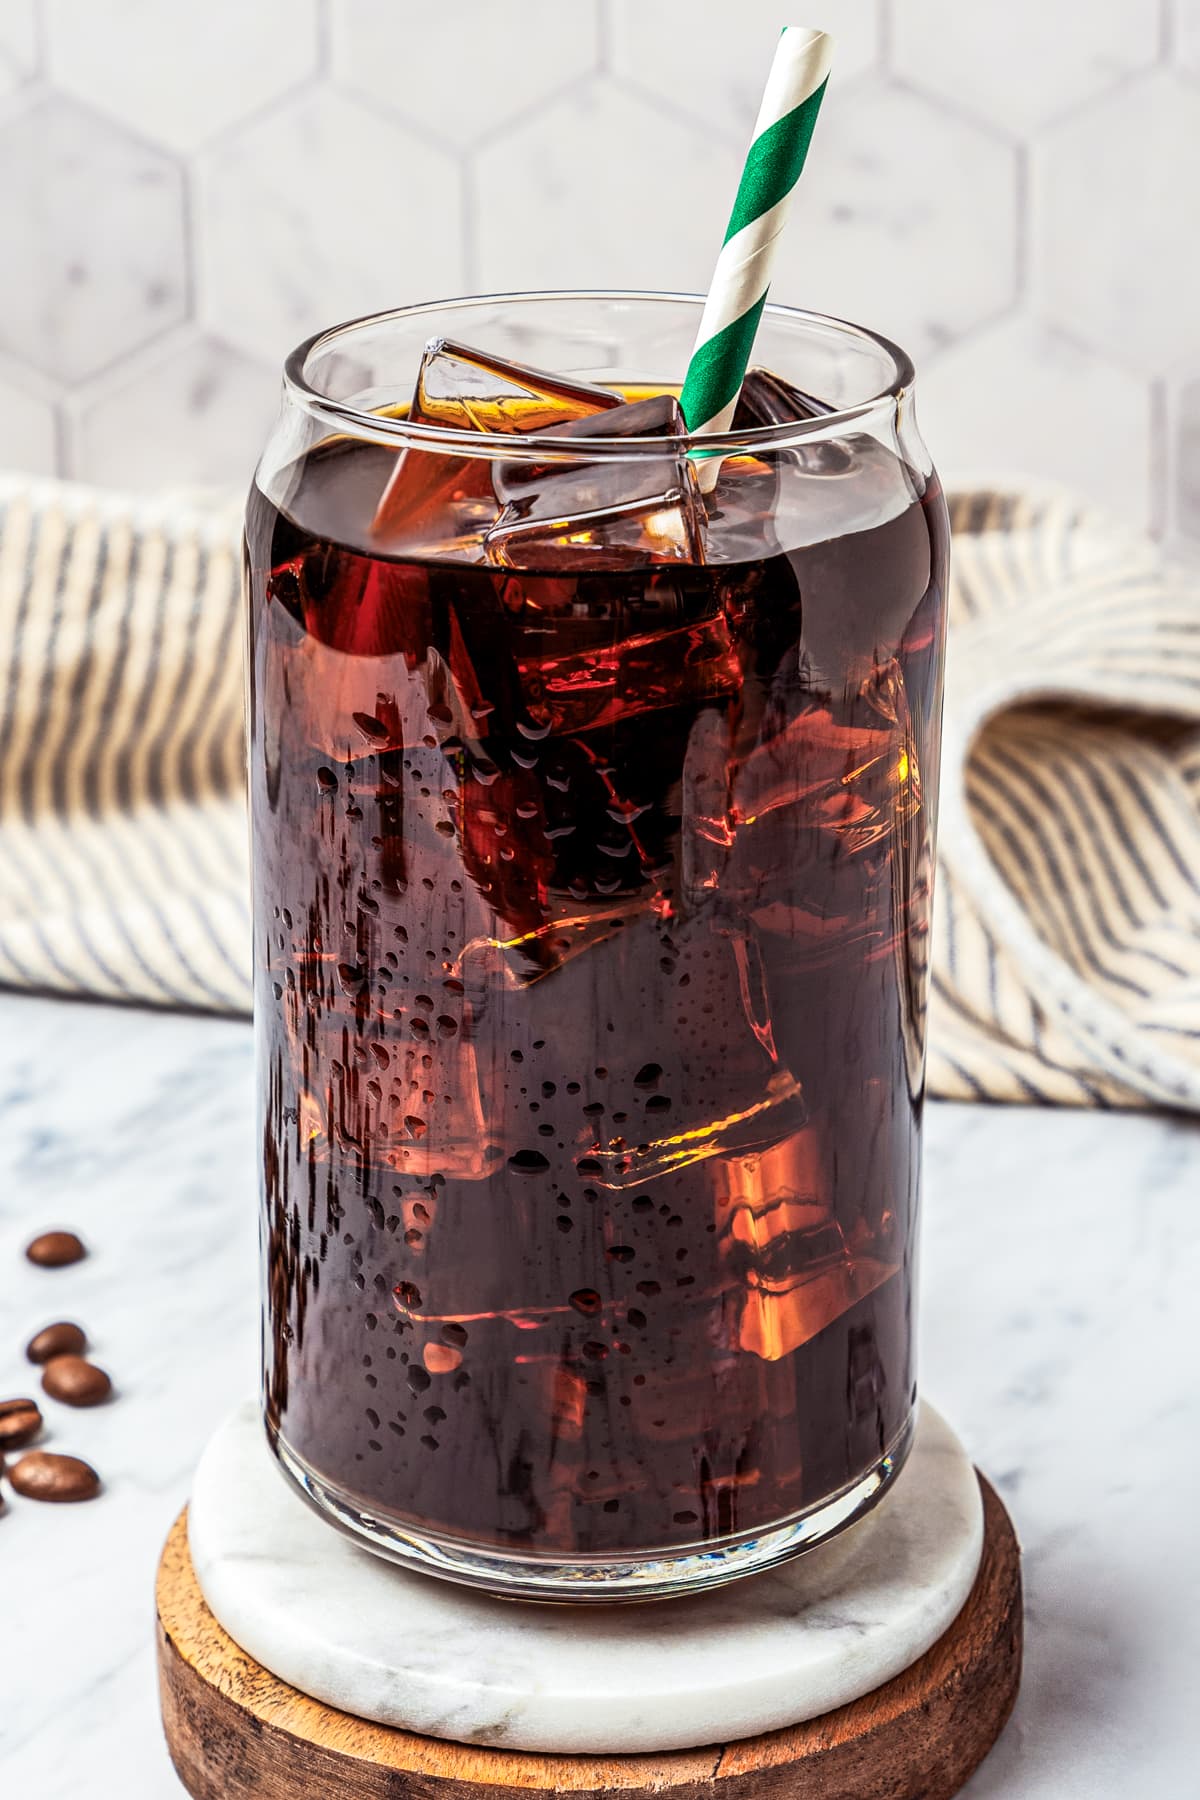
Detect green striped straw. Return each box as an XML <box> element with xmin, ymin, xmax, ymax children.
<box><xmin>680</xmin><ymin>25</ymin><xmax>834</xmax><ymax>486</ymax></box>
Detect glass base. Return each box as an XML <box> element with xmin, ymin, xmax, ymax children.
<box><xmin>267</xmin><ymin>1409</ymin><xmax>916</xmax><ymax>1604</ymax></box>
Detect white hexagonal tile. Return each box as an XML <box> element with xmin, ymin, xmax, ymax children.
<box><xmin>1034</xmin><ymin>72</ymin><xmax>1200</xmax><ymax>372</ymax></box>
<box><xmin>0</xmin><ymin>1</ymin><xmax>37</xmax><ymax>97</ymax></box>
<box><xmin>1175</xmin><ymin>377</ymin><xmax>1200</xmax><ymax>542</ymax></box>
<box><xmin>196</xmin><ymin>89</ymin><xmax>464</xmax><ymax>367</ymax></box>
<box><xmin>70</xmin><ymin>335</ymin><xmax>279</xmax><ymax>490</ymax></box>
<box><xmin>45</xmin><ymin>0</ymin><xmax>319</xmax><ymax>153</ymax></box>
<box><xmin>767</xmin><ymin>79</ymin><xmax>1018</xmax><ymax>362</ymax></box>
<box><xmin>920</xmin><ymin>317</ymin><xmax>1152</xmax><ymax>530</ymax></box>
<box><xmin>893</xmin><ymin>0</ymin><xmax>1160</xmax><ymax>134</ymax></box>
<box><xmin>474</xmin><ymin>78</ymin><xmax>744</xmax><ymax>294</ymax></box>
<box><xmin>331</xmin><ymin>0</ymin><xmax>600</xmax><ymax>143</ymax></box>
<box><xmin>0</xmin><ymin>374</ymin><xmax>58</xmax><ymax>475</ymax></box>
<box><xmin>609</xmin><ymin>0</ymin><xmax>878</xmax><ymax>138</ymax></box>
<box><xmin>0</xmin><ymin>97</ymin><xmax>187</xmax><ymax>384</ymax></box>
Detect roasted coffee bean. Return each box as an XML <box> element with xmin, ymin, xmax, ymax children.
<box><xmin>41</xmin><ymin>1355</ymin><xmax>111</xmax><ymax>1407</ymax></box>
<box><xmin>25</xmin><ymin>1231</ymin><xmax>87</xmax><ymax>1268</ymax></box>
<box><xmin>8</xmin><ymin>1450</ymin><xmax>100</xmax><ymax>1502</ymax></box>
<box><xmin>0</xmin><ymin>1398</ymin><xmax>43</xmax><ymax>1449</ymax></box>
<box><xmin>26</xmin><ymin>1321</ymin><xmax>87</xmax><ymax>1364</ymax></box>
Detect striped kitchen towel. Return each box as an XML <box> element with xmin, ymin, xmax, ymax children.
<box><xmin>0</xmin><ymin>477</ymin><xmax>249</xmax><ymax>1015</ymax></box>
<box><xmin>1</xmin><ymin>470</ymin><xmax>1198</xmax><ymax>1111</ymax></box>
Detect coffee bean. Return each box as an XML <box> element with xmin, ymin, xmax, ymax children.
<box><xmin>26</xmin><ymin>1321</ymin><xmax>87</xmax><ymax>1364</ymax></box>
<box><xmin>0</xmin><ymin>1398</ymin><xmax>43</xmax><ymax>1449</ymax></box>
<box><xmin>8</xmin><ymin>1450</ymin><xmax>100</xmax><ymax>1502</ymax></box>
<box><xmin>25</xmin><ymin>1231</ymin><xmax>87</xmax><ymax>1268</ymax></box>
<box><xmin>41</xmin><ymin>1355</ymin><xmax>111</xmax><ymax>1407</ymax></box>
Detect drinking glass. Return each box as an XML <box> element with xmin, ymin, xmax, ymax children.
<box><xmin>245</xmin><ymin>292</ymin><xmax>949</xmax><ymax>1601</ymax></box>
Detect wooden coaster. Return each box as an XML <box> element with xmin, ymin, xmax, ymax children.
<box><xmin>157</xmin><ymin>1474</ymin><xmax>1021</xmax><ymax>1800</ymax></box>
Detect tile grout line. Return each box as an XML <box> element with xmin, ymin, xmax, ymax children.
<box><xmin>315</xmin><ymin>0</ymin><xmax>333</xmax><ymax>74</ymax></box>
<box><xmin>595</xmin><ymin>0</ymin><xmax>611</xmax><ymax>76</ymax></box>
<box><xmin>1148</xmin><ymin>377</ymin><xmax>1170</xmax><ymax>541</ymax></box>
<box><xmin>30</xmin><ymin>0</ymin><xmax>49</xmax><ymax>79</ymax></box>
<box><xmin>468</xmin><ymin>65</ymin><xmax>605</xmax><ymax>156</ymax></box>
<box><xmin>178</xmin><ymin>155</ymin><xmax>198</xmax><ymax>333</ymax></box>
<box><xmin>52</xmin><ymin>398</ymin><xmax>72</xmax><ymax>482</ymax></box>
<box><xmin>1012</xmin><ymin>140</ymin><xmax>1030</xmax><ymax>309</ymax></box>
<box><xmin>1159</xmin><ymin>0</ymin><xmax>1175</xmax><ymax>62</ymax></box>
<box><xmin>460</xmin><ymin>152</ymin><xmax>479</xmax><ymax>294</ymax></box>
<box><xmin>877</xmin><ymin>0</ymin><xmax>893</xmax><ymax>74</ymax></box>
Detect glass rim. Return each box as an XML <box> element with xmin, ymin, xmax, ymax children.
<box><xmin>282</xmin><ymin>289</ymin><xmax>916</xmax><ymax>459</ymax></box>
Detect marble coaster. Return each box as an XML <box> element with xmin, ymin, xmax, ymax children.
<box><xmin>188</xmin><ymin>1400</ymin><xmax>983</xmax><ymax>1756</ymax></box>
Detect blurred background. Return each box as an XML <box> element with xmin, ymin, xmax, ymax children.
<box><xmin>1</xmin><ymin>0</ymin><xmax>1197</xmax><ymax>550</ymax></box>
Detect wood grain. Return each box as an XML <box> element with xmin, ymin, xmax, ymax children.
<box><xmin>157</xmin><ymin>1475</ymin><xmax>1021</xmax><ymax>1800</ymax></box>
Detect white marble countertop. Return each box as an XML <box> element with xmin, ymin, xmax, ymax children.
<box><xmin>0</xmin><ymin>988</ymin><xmax>1196</xmax><ymax>1796</ymax></box>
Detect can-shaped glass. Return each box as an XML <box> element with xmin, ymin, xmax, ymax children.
<box><xmin>246</xmin><ymin>292</ymin><xmax>949</xmax><ymax>1601</ymax></box>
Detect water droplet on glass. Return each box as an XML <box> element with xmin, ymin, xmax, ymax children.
<box><xmin>508</xmin><ymin>1149</ymin><xmax>549</xmax><ymax>1175</ymax></box>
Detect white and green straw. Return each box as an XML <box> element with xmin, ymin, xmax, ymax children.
<box><xmin>680</xmin><ymin>25</ymin><xmax>834</xmax><ymax>479</ymax></box>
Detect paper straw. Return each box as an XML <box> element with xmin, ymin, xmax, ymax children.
<box><xmin>680</xmin><ymin>25</ymin><xmax>834</xmax><ymax>482</ymax></box>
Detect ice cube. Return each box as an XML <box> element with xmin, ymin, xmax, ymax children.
<box><xmin>737</xmin><ymin>1242</ymin><xmax>900</xmax><ymax>1360</ymax></box>
<box><xmin>456</xmin><ymin>901</ymin><xmax>649</xmax><ymax>990</ymax></box>
<box><xmin>269</xmin><ymin>544</ymin><xmax>431</xmax><ymax>659</ymax></box>
<box><xmin>456</xmin><ymin>760</ymin><xmax>558</xmax><ymax>946</ymax></box>
<box><xmin>709</xmin><ymin>368</ymin><xmax>853</xmax><ymax>550</ymax></box>
<box><xmin>711</xmin><ymin>680</ymin><xmax>923</xmax><ymax>966</ymax></box>
<box><xmin>412</xmin><ymin>338</ymin><xmax>621</xmax><ymax>434</ymax></box>
<box><xmin>713</xmin><ymin>1133</ymin><xmax>899</xmax><ymax>1360</ymax></box>
<box><xmin>731</xmin><ymin>664</ymin><xmax>921</xmax><ymax>858</ymax></box>
<box><xmin>731</xmin><ymin>367</ymin><xmax>834</xmax><ymax>428</ymax></box>
<box><xmin>517</xmin><ymin>606</ymin><xmax>740</xmax><ymax>738</ymax></box>
<box><xmin>265</xmin><ymin>593</ymin><xmax>430</xmax><ymax>763</ymax></box>
<box><xmin>682</xmin><ymin>706</ymin><xmax>736</xmax><ymax>907</ymax></box>
<box><xmin>372</xmin><ymin>338</ymin><xmax>621</xmax><ymax>542</ymax></box>
<box><xmin>567</xmin><ymin>917</ymin><xmax>806</xmax><ymax>1190</ymax></box>
<box><xmin>455</xmin><ymin>732</ymin><xmax>659</xmax><ymax>958</ymax></box>
<box><xmin>484</xmin><ymin>393</ymin><xmax>707</xmax><ymax>572</ymax></box>
<box><xmin>378</xmin><ymin>1026</ymin><xmax>507</xmax><ymax>1182</ymax></box>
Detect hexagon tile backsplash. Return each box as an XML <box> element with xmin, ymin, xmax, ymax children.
<box><xmin>0</xmin><ymin>0</ymin><xmax>1196</xmax><ymax>548</ymax></box>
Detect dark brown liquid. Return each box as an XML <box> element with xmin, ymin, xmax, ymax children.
<box><xmin>247</xmin><ymin>400</ymin><xmax>948</xmax><ymax>1559</ymax></box>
